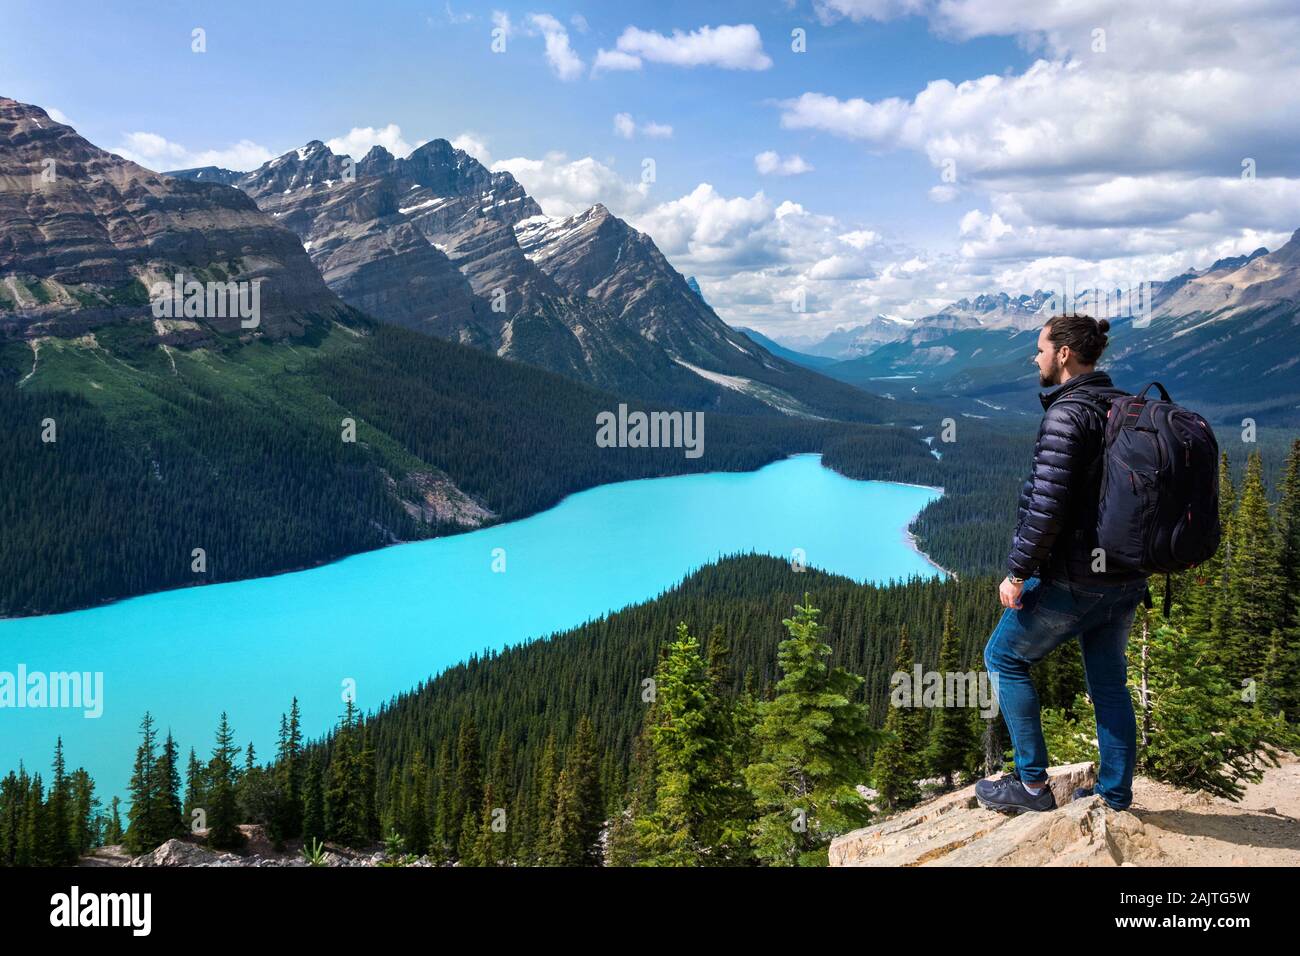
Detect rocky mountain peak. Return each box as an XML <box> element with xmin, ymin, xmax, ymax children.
<box><xmin>1269</xmin><ymin>229</ymin><xmax>1300</xmax><ymax>265</ymax></box>
<box><xmin>0</xmin><ymin>96</ymin><xmax>348</xmax><ymax>340</ymax></box>
<box><xmin>358</xmin><ymin>144</ymin><xmax>395</xmax><ymax>176</ymax></box>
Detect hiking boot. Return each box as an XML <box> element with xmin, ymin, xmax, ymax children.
<box><xmin>975</xmin><ymin>774</ymin><xmax>1057</xmax><ymax>814</ymax></box>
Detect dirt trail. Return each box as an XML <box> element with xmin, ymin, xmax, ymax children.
<box><xmin>1130</xmin><ymin>749</ymin><xmax>1300</xmax><ymax>865</ymax></box>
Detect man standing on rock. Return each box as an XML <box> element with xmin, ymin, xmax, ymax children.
<box><xmin>976</xmin><ymin>314</ymin><xmax>1150</xmax><ymax>814</ymax></box>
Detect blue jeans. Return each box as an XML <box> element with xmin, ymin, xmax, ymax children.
<box><xmin>983</xmin><ymin>574</ymin><xmax>1147</xmax><ymax>810</ymax></box>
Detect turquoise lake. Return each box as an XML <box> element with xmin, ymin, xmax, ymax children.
<box><xmin>0</xmin><ymin>453</ymin><xmax>942</xmax><ymax>801</ymax></box>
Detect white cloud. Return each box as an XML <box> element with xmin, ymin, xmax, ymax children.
<box><xmin>838</xmin><ymin>229</ymin><xmax>880</xmax><ymax>250</ymax></box>
<box><xmin>599</xmin><ymin>23</ymin><xmax>772</xmax><ymax>72</ymax></box>
<box><xmin>491</xmin><ymin>10</ymin><xmax>512</xmax><ymax>38</ymax></box>
<box><xmin>813</xmin><ymin>0</ymin><xmax>928</xmax><ymax>25</ymax></box>
<box><xmin>490</xmin><ymin>151</ymin><xmax>652</xmax><ymax>218</ymax></box>
<box><xmin>451</xmin><ymin>131</ymin><xmax>492</xmax><ymax>164</ymax></box>
<box><xmin>570</xmin><ymin>13</ymin><xmax>589</xmax><ymax>33</ymax></box>
<box><xmin>528</xmin><ymin>13</ymin><xmax>584</xmax><ymax>81</ymax></box>
<box><xmin>325</xmin><ymin>124</ymin><xmax>421</xmax><ymax>160</ymax></box>
<box><xmin>754</xmin><ymin>151</ymin><xmax>813</xmax><ymax>175</ymax></box>
<box><xmin>111</xmin><ymin>132</ymin><xmax>275</xmax><ymax>172</ymax></box>
<box><xmin>44</xmin><ymin>106</ymin><xmax>72</xmax><ymax>126</ymax></box>
<box><xmin>613</xmin><ymin>113</ymin><xmax>673</xmax><ymax>139</ymax></box>
<box><xmin>592</xmin><ymin>48</ymin><xmax>643</xmax><ymax>73</ymax></box>
<box><xmin>613</xmin><ymin>112</ymin><xmax>636</xmax><ymax>139</ymax></box>
<box><xmin>767</xmin><ymin>0</ymin><xmax>1300</xmax><ymax>321</ymax></box>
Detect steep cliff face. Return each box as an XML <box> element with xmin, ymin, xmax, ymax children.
<box><xmin>0</xmin><ymin>97</ymin><xmax>349</xmax><ymax>340</ymax></box>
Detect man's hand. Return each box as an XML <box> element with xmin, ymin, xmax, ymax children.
<box><xmin>999</xmin><ymin>576</ymin><xmax>1025</xmax><ymax>609</ymax></box>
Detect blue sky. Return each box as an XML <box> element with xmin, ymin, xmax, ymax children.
<box><xmin>4</xmin><ymin>1</ymin><xmax>1298</xmax><ymax>341</ymax></box>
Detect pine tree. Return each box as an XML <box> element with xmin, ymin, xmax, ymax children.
<box><xmin>272</xmin><ymin>699</ymin><xmax>304</xmax><ymax>844</ymax></box>
<box><xmin>206</xmin><ymin>712</ymin><xmax>244</xmax><ymax>850</ymax></box>
<box><xmin>1273</xmin><ymin>441</ymin><xmax>1300</xmax><ymax>723</ymax></box>
<box><xmin>1258</xmin><ymin>629</ymin><xmax>1298</xmax><ymax>722</ymax></box>
<box><xmin>324</xmin><ymin>700</ymin><xmax>368</xmax><ymax>847</ymax></box>
<box><xmin>547</xmin><ymin>716</ymin><xmax>602</xmax><ymax>866</ymax></box>
<box><xmin>1190</xmin><ymin>452</ymin><xmax>1236</xmax><ymax>640</ymax></box>
<box><xmin>431</xmin><ymin>738</ymin><xmax>454</xmax><ymax>860</ymax></box>
<box><xmin>451</xmin><ymin>720</ymin><xmax>481</xmax><ymax>857</ymax></box>
<box><xmin>1222</xmin><ymin>452</ymin><xmax>1285</xmax><ymax>684</ymax></box>
<box><xmin>124</xmin><ymin>712</ymin><xmax>159</xmax><ymax>855</ymax></box>
<box><xmin>705</xmin><ymin>624</ymin><xmax>758</xmax><ymax>862</ymax></box>
<box><xmin>528</xmin><ymin>732</ymin><xmax>558</xmax><ymax>865</ymax></box>
<box><xmin>871</xmin><ymin>624</ymin><xmax>927</xmax><ymax>811</ymax></box>
<box><xmin>744</xmin><ymin>596</ymin><xmax>882</xmax><ymax>866</ymax></box>
<box><xmin>456</xmin><ymin>807</ymin><xmax>479</xmax><ymax>864</ymax></box>
<box><xmin>472</xmin><ymin>781</ymin><xmax>505</xmax><ymax>866</ymax></box>
<box><xmin>358</xmin><ymin>724</ymin><xmax>379</xmax><ymax>843</ymax></box>
<box><xmin>152</xmin><ymin>732</ymin><xmax>184</xmax><ymax>844</ymax></box>
<box><xmin>1275</xmin><ymin>440</ymin><xmax>1300</xmax><ymax>631</ymax></box>
<box><xmin>103</xmin><ymin>796</ymin><xmax>123</xmax><ymax>846</ymax></box>
<box><xmin>923</xmin><ymin>603</ymin><xmax>979</xmax><ymax>788</ymax></box>
<box><xmin>183</xmin><ymin>743</ymin><xmax>205</xmax><ymax>827</ymax></box>
<box><xmin>400</xmin><ymin>750</ymin><xmax>430</xmax><ymax>855</ymax></box>
<box><xmin>18</xmin><ymin>774</ymin><xmax>43</xmax><ymax>867</ymax></box>
<box><xmin>1131</xmin><ymin>607</ymin><xmax>1291</xmax><ymax>798</ymax></box>
<box><xmin>301</xmin><ymin>753</ymin><xmax>325</xmax><ymax>846</ymax></box>
<box><xmin>607</xmin><ymin>715</ymin><xmax>655</xmax><ymax>867</ymax></box>
<box><xmin>69</xmin><ymin>768</ymin><xmax>99</xmax><ymax>855</ymax></box>
<box><xmin>42</xmin><ymin>739</ymin><xmax>76</xmax><ymax>865</ymax></box>
<box><xmin>633</xmin><ymin>625</ymin><xmax>748</xmax><ymax>865</ymax></box>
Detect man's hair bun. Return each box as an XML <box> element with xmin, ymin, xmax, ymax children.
<box><xmin>1045</xmin><ymin>313</ymin><xmax>1110</xmax><ymax>365</ymax></box>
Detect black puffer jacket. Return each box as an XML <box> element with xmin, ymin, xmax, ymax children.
<box><xmin>1007</xmin><ymin>370</ymin><xmax>1146</xmax><ymax>584</ymax></box>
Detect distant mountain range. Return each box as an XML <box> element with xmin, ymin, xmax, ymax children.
<box><xmin>165</xmin><ymin>139</ymin><xmax>897</xmax><ymax>421</ymax></box>
<box><xmin>759</xmin><ymin>242</ymin><xmax>1300</xmax><ymax>424</ymax></box>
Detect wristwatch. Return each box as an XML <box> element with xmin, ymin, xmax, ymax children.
<box><xmin>1006</xmin><ymin>574</ymin><xmax>1025</xmax><ymax>585</ymax></box>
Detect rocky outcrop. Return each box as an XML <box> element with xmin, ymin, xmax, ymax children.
<box><xmin>830</xmin><ymin>762</ymin><xmax>1167</xmax><ymax>867</ymax></box>
<box><xmin>0</xmin><ymin>97</ymin><xmax>350</xmax><ymax>340</ymax></box>
<box><xmin>832</xmin><ymin>752</ymin><xmax>1300</xmax><ymax>866</ymax></box>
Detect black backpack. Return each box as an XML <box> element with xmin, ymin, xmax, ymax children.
<box><xmin>1095</xmin><ymin>382</ymin><xmax>1221</xmax><ymax>609</ymax></box>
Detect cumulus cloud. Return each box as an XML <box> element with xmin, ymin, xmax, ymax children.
<box><xmin>596</xmin><ymin>23</ymin><xmax>772</xmax><ymax>72</ymax></box>
<box><xmin>613</xmin><ymin>113</ymin><xmax>673</xmax><ymax>139</ymax></box>
<box><xmin>767</xmin><ymin>0</ymin><xmax>1300</xmax><ymax>317</ymax></box>
<box><xmin>451</xmin><ymin>131</ymin><xmax>492</xmax><ymax>164</ymax></box>
<box><xmin>490</xmin><ymin>151</ymin><xmax>652</xmax><ymax>218</ymax></box>
<box><xmin>528</xmin><ymin>13</ymin><xmax>584</xmax><ymax>81</ymax></box>
<box><xmin>325</xmin><ymin>124</ymin><xmax>422</xmax><ymax>160</ymax></box>
<box><xmin>111</xmin><ymin>132</ymin><xmax>275</xmax><ymax>172</ymax></box>
<box><xmin>754</xmin><ymin>151</ymin><xmax>813</xmax><ymax>175</ymax></box>
<box><xmin>591</xmin><ymin>48</ymin><xmax>643</xmax><ymax>74</ymax></box>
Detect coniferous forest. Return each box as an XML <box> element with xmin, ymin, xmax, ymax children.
<box><xmin>4</xmin><ymin>440</ymin><xmax>1297</xmax><ymax>866</ymax></box>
